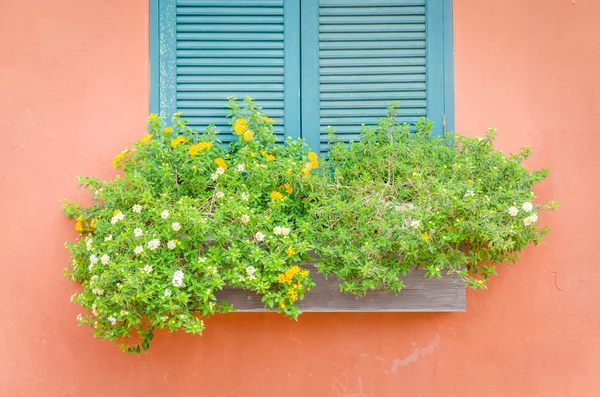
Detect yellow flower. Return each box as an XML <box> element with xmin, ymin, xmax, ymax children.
<box><xmin>73</xmin><ymin>204</ymin><xmax>80</xmax><ymax>209</ymax></box>
<box><xmin>148</xmin><ymin>114</ymin><xmax>158</xmax><ymax>121</ymax></box>
<box><xmin>310</xmin><ymin>160</ymin><xmax>319</xmax><ymax>169</ymax></box>
<box><xmin>270</xmin><ymin>191</ymin><xmax>283</xmax><ymax>200</ymax></box>
<box><xmin>260</xmin><ymin>150</ymin><xmax>267</xmax><ymax>156</ymax></box>
<box><xmin>282</xmin><ymin>183</ymin><xmax>293</xmax><ymax>194</ymax></box>
<box><xmin>286</xmin><ymin>247</ymin><xmax>296</xmax><ymax>257</ymax></box>
<box><xmin>171</xmin><ymin>112</ymin><xmax>182</xmax><ymax>120</ymax></box>
<box><xmin>74</xmin><ymin>221</ymin><xmax>83</xmax><ymax>232</ymax></box>
<box><xmin>113</xmin><ymin>210</ymin><xmax>121</xmax><ymax>216</ymax></box>
<box><xmin>300</xmin><ymin>269</ymin><xmax>309</xmax><ymax>278</ymax></box>
<box><xmin>214</xmin><ymin>157</ymin><xmax>228</xmax><ymax>170</ymax></box>
<box><xmin>421</xmin><ymin>233</ymin><xmax>430</xmax><ymax>242</ymax></box>
<box><xmin>251</xmin><ymin>152</ymin><xmax>257</xmax><ymax>157</ymax></box>
<box><xmin>164</xmin><ymin>127</ymin><xmax>174</xmax><ymax>134</ymax></box>
<box><xmin>308</xmin><ymin>152</ymin><xmax>317</xmax><ymax>162</ymax></box>
<box><xmin>112</xmin><ymin>151</ymin><xmax>126</xmax><ymax>168</ymax></box>
<box><xmin>261</xmin><ymin>116</ymin><xmax>269</xmax><ymax>122</ymax></box>
<box><xmin>243</xmin><ymin>130</ymin><xmax>253</xmax><ymax>141</ymax></box>
<box><xmin>279</xmin><ymin>301</ymin><xmax>286</xmax><ymax>309</ymax></box>
<box><xmin>90</xmin><ymin>219</ymin><xmax>97</xmax><ymax>229</ymax></box>
<box><xmin>287</xmin><ymin>288</ymin><xmax>298</xmax><ymax>302</ymax></box>
<box><xmin>188</xmin><ymin>141</ymin><xmax>213</xmax><ymax>156</ymax></box>
<box><xmin>234</xmin><ymin>118</ymin><xmax>248</xmax><ymax>135</ymax></box>
<box><xmin>170</xmin><ymin>136</ymin><xmax>188</xmax><ymax>147</ymax></box>
<box><xmin>295</xmin><ymin>282</ymin><xmax>303</xmax><ymax>290</ymax></box>
<box><xmin>140</xmin><ymin>134</ymin><xmax>152</xmax><ymax>143</ymax></box>
<box><xmin>277</xmin><ymin>274</ymin><xmax>286</xmax><ymax>284</ymax></box>
<box><xmin>266</xmin><ymin>155</ymin><xmax>276</xmax><ymax>162</ymax></box>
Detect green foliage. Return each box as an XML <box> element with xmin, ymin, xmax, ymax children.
<box><xmin>62</xmin><ymin>99</ymin><xmax>557</xmax><ymax>352</ymax></box>
<box><xmin>309</xmin><ymin>103</ymin><xmax>557</xmax><ymax>294</ymax></box>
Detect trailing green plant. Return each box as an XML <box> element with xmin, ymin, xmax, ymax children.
<box><xmin>62</xmin><ymin>97</ymin><xmax>318</xmax><ymax>352</ymax></box>
<box><xmin>62</xmin><ymin>98</ymin><xmax>557</xmax><ymax>353</ymax></box>
<box><xmin>307</xmin><ymin>103</ymin><xmax>558</xmax><ymax>294</ymax></box>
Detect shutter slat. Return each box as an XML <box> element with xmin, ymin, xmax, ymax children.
<box><xmin>320</xmin><ymin>5</ymin><xmax>424</xmax><ymax>16</ymax></box>
<box><xmin>317</xmin><ymin>1</ymin><xmax>427</xmax><ymax>153</ymax></box>
<box><xmin>175</xmin><ymin>1</ymin><xmax>288</xmax><ymax>138</ymax></box>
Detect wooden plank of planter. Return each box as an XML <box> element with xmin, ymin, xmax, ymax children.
<box><xmin>214</xmin><ymin>262</ymin><xmax>465</xmax><ymax>312</ymax></box>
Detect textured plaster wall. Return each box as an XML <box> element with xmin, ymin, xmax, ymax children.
<box><xmin>1</xmin><ymin>0</ymin><xmax>599</xmax><ymax>395</ymax></box>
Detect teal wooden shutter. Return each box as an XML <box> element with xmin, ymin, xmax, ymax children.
<box><xmin>301</xmin><ymin>0</ymin><xmax>453</xmax><ymax>153</ymax></box>
<box><xmin>151</xmin><ymin>0</ymin><xmax>301</xmax><ymax>142</ymax></box>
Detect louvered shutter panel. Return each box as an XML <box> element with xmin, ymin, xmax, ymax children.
<box><xmin>301</xmin><ymin>0</ymin><xmax>451</xmax><ymax>154</ymax></box>
<box><xmin>152</xmin><ymin>0</ymin><xmax>301</xmax><ymax>142</ymax></box>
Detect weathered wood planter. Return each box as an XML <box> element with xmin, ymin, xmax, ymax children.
<box><xmin>214</xmin><ymin>262</ymin><xmax>465</xmax><ymax>312</ymax></box>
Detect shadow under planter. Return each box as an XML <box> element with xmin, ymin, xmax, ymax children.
<box><xmin>214</xmin><ymin>262</ymin><xmax>465</xmax><ymax>312</ymax></box>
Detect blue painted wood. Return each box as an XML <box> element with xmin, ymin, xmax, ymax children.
<box><xmin>283</xmin><ymin>0</ymin><xmax>301</xmax><ymax>139</ymax></box>
<box><xmin>443</xmin><ymin>0</ymin><xmax>455</xmax><ymax>135</ymax></box>
<box><xmin>173</xmin><ymin>0</ymin><xmax>289</xmax><ymax>140</ymax></box>
<box><xmin>312</xmin><ymin>0</ymin><xmax>428</xmax><ymax>153</ymax></box>
<box><xmin>150</xmin><ymin>0</ymin><xmax>160</xmax><ymax>114</ymax></box>
<box><xmin>426</xmin><ymin>0</ymin><xmax>445</xmax><ymax>137</ymax></box>
<box><xmin>158</xmin><ymin>0</ymin><xmax>177</xmax><ymax>121</ymax></box>
<box><xmin>300</xmin><ymin>0</ymin><xmax>321</xmax><ymax>152</ymax></box>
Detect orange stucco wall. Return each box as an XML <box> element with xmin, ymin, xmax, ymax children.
<box><xmin>1</xmin><ymin>0</ymin><xmax>599</xmax><ymax>395</ymax></box>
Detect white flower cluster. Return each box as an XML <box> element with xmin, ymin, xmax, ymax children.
<box><xmin>171</xmin><ymin>222</ymin><xmax>181</xmax><ymax>231</ymax></box>
<box><xmin>206</xmin><ymin>265</ymin><xmax>217</xmax><ymax>274</ymax></box>
<box><xmin>134</xmin><ymin>228</ymin><xmax>143</xmax><ymax>237</ymax></box>
<box><xmin>246</xmin><ymin>266</ymin><xmax>256</xmax><ymax>281</ymax></box>
<box><xmin>508</xmin><ymin>202</ymin><xmax>538</xmax><ymax>225</ymax></box>
<box><xmin>148</xmin><ymin>239</ymin><xmax>160</xmax><ymax>250</ymax></box>
<box><xmin>240</xmin><ymin>214</ymin><xmax>250</xmax><ymax>224</ymax></box>
<box><xmin>100</xmin><ymin>254</ymin><xmax>110</xmax><ymax>265</ymax></box>
<box><xmin>410</xmin><ymin>220</ymin><xmax>421</xmax><ymax>228</ymax></box>
<box><xmin>241</xmin><ymin>192</ymin><xmax>249</xmax><ymax>201</ymax></box>
<box><xmin>523</xmin><ymin>213</ymin><xmax>539</xmax><ymax>226</ymax></box>
<box><xmin>164</xmin><ymin>288</ymin><xmax>171</xmax><ymax>297</ymax></box>
<box><xmin>89</xmin><ymin>254</ymin><xmax>98</xmax><ymax>265</ymax></box>
<box><xmin>215</xmin><ymin>191</ymin><xmax>224</xmax><ymax>199</ymax></box>
<box><xmin>211</xmin><ymin>167</ymin><xmax>225</xmax><ymax>180</ymax></box>
<box><xmin>134</xmin><ymin>245</ymin><xmax>143</xmax><ymax>255</ymax></box>
<box><xmin>92</xmin><ymin>288</ymin><xmax>104</xmax><ymax>296</ymax></box>
<box><xmin>143</xmin><ymin>265</ymin><xmax>153</xmax><ymax>273</ymax></box>
<box><xmin>254</xmin><ymin>231</ymin><xmax>265</xmax><ymax>242</ymax></box>
<box><xmin>167</xmin><ymin>240</ymin><xmax>176</xmax><ymax>250</ymax></box>
<box><xmin>273</xmin><ymin>226</ymin><xmax>290</xmax><ymax>236</ymax></box>
<box><xmin>464</xmin><ymin>190</ymin><xmax>475</xmax><ymax>198</ymax></box>
<box><xmin>85</xmin><ymin>237</ymin><xmax>92</xmax><ymax>251</ymax></box>
<box><xmin>236</xmin><ymin>164</ymin><xmax>246</xmax><ymax>172</ymax></box>
<box><xmin>107</xmin><ymin>315</ymin><xmax>117</xmax><ymax>326</ymax></box>
<box><xmin>132</xmin><ymin>204</ymin><xmax>142</xmax><ymax>213</ymax></box>
<box><xmin>104</xmin><ymin>235</ymin><xmax>113</xmax><ymax>242</ymax></box>
<box><xmin>161</xmin><ymin>210</ymin><xmax>169</xmax><ymax>219</ymax></box>
<box><xmin>172</xmin><ymin>270</ymin><xmax>184</xmax><ymax>287</ymax></box>
<box><xmin>110</xmin><ymin>211</ymin><xmax>125</xmax><ymax>224</ymax></box>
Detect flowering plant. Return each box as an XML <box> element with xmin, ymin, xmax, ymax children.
<box><xmin>62</xmin><ymin>97</ymin><xmax>317</xmax><ymax>352</ymax></box>
<box><xmin>62</xmin><ymin>99</ymin><xmax>556</xmax><ymax>353</ymax></box>
<box><xmin>307</xmin><ymin>104</ymin><xmax>558</xmax><ymax>294</ymax></box>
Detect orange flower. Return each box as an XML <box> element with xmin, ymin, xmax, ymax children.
<box><xmin>74</xmin><ymin>221</ymin><xmax>83</xmax><ymax>232</ymax></box>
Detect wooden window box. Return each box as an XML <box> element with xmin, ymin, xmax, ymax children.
<box><xmin>214</xmin><ymin>262</ymin><xmax>465</xmax><ymax>312</ymax></box>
